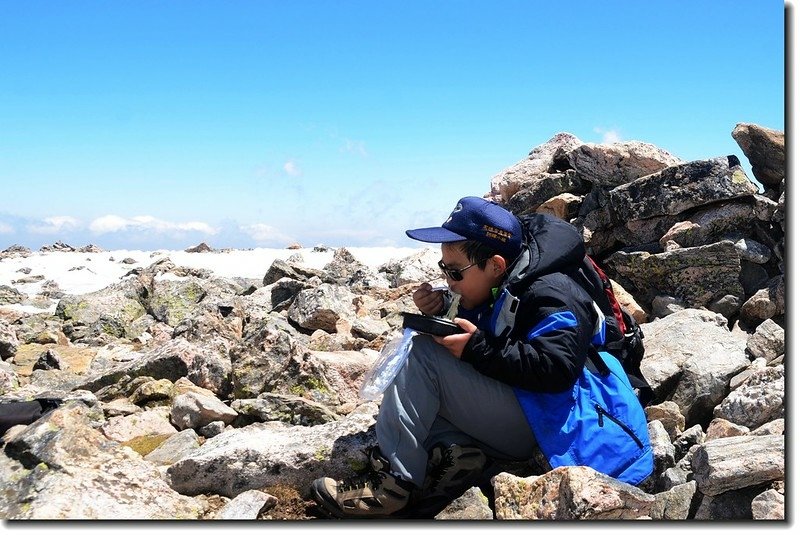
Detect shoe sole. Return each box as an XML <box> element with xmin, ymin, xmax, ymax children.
<box><xmin>310</xmin><ymin>479</ymin><xmax>349</xmax><ymax>519</ymax></box>
<box><xmin>310</xmin><ymin>479</ymin><xmax>412</xmax><ymax>520</ymax></box>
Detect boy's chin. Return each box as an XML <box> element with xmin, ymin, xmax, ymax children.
<box><xmin>458</xmin><ymin>298</ymin><xmax>475</xmax><ymax>310</ymax></box>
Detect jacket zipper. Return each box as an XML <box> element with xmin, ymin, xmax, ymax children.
<box><xmin>595</xmin><ymin>404</ymin><xmax>644</xmax><ymax>448</ymax></box>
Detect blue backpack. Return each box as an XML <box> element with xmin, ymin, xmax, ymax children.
<box><xmin>514</xmin><ymin>349</ymin><xmax>654</xmax><ymax>485</ymax></box>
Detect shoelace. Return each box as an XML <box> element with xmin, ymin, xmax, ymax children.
<box><xmin>337</xmin><ymin>469</ymin><xmax>386</xmax><ymax>492</ymax></box>
<box><xmin>427</xmin><ymin>448</ymin><xmax>455</xmax><ymax>491</ymax></box>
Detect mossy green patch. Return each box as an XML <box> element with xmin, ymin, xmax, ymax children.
<box><xmin>731</xmin><ymin>169</ymin><xmax>749</xmax><ymax>185</ymax></box>
<box><xmin>314</xmin><ymin>446</ymin><xmax>331</xmax><ymax>462</ymax></box>
<box><xmin>289</xmin><ymin>377</ymin><xmax>330</xmax><ymax>397</ymax></box>
<box><xmin>348</xmin><ymin>458</ymin><xmax>367</xmax><ymax>472</ymax></box>
<box><xmin>303</xmin><ymin>377</ymin><xmax>329</xmax><ymax>394</ymax></box>
<box><xmin>59</xmin><ymin>299</ymin><xmax>89</xmax><ymax>320</ymax></box>
<box><xmin>122</xmin><ymin>433</ymin><xmax>172</xmax><ymax>456</ymax></box>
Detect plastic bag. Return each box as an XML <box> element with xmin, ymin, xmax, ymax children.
<box><xmin>359</xmin><ymin>327</ymin><xmax>417</xmax><ymax>400</ymax></box>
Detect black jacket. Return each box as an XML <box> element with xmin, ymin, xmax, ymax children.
<box><xmin>460</xmin><ymin>214</ymin><xmax>596</xmax><ymax>393</ymax></box>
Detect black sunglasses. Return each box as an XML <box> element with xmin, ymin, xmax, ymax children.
<box><xmin>438</xmin><ymin>259</ymin><xmax>476</xmax><ymax>281</ymax></box>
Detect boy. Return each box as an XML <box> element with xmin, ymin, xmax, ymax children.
<box><xmin>310</xmin><ymin>196</ymin><xmax>602</xmax><ymax>518</ymax></box>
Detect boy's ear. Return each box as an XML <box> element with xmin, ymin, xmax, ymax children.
<box><xmin>491</xmin><ymin>255</ymin><xmax>507</xmax><ymax>276</ymax></box>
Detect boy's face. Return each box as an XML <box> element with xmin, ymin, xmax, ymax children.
<box><xmin>440</xmin><ymin>242</ymin><xmax>507</xmax><ymax>310</ymax></box>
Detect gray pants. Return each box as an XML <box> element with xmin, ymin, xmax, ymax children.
<box><xmin>376</xmin><ymin>334</ymin><xmax>538</xmax><ymax>487</ymax></box>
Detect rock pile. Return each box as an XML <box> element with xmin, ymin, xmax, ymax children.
<box><xmin>0</xmin><ymin>123</ymin><xmax>784</xmax><ymax>520</ymax></box>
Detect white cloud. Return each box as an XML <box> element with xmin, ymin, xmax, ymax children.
<box><xmin>341</xmin><ymin>139</ymin><xmax>368</xmax><ymax>157</ymax></box>
<box><xmin>27</xmin><ymin>216</ymin><xmax>82</xmax><ymax>234</ymax></box>
<box><xmin>239</xmin><ymin>223</ymin><xmax>294</xmax><ymax>245</ymax></box>
<box><xmin>593</xmin><ymin>127</ymin><xmax>622</xmax><ymax>144</ymax></box>
<box><xmin>89</xmin><ymin>215</ymin><xmax>130</xmax><ymax>233</ymax></box>
<box><xmin>89</xmin><ymin>215</ymin><xmax>217</xmax><ymax>235</ymax></box>
<box><xmin>283</xmin><ymin>160</ymin><xmax>302</xmax><ymax>177</ymax></box>
<box><xmin>0</xmin><ymin>222</ymin><xmax>13</xmax><ymax>234</ymax></box>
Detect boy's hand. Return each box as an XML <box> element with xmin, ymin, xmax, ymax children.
<box><xmin>413</xmin><ymin>282</ymin><xmax>446</xmax><ymax>316</ymax></box>
<box><xmin>433</xmin><ymin>318</ymin><xmax>476</xmax><ymax>359</ymax></box>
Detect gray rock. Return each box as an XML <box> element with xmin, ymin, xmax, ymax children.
<box><xmin>746</xmin><ymin>318</ymin><xmax>784</xmax><ymax>361</ymax></box>
<box><xmin>707</xmin><ymin>294</ymin><xmax>741</xmax><ymax>319</ymax></box>
<box><xmin>33</xmin><ymin>348</ymin><xmax>67</xmax><ymax>371</ymax></box>
<box><xmin>323</xmin><ymin>247</ymin><xmax>390</xmax><ymax>290</ymax></box>
<box><xmin>739</xmin><ymin>275</ymin><xmax>784</xmax><ymax>325</ymax></box>
<box><xmin>229</xmin><ymin>321</ymin><xmax>297</xmax><ymax>399</ymax></box>
<box><xmin>287</xmin><ymin>283</ymin><xmax>357</xmax><ymax>333</ymax></box>
<box><xmin>263</xmin><ymin>258</ymin><xmax>325</xmax><ymax>286</ymax></box>
<box><xmin>650</xmin><ymin>480</ymin><xmax>696</xmax><ymax>520</ymax></box>
<box><xmin>644</xmin><ymin>401</ymin><xmax>685</xmax><ymax>441</ymax></box>
<box><xmin>566</xmin><ymin>140</ymin><xmax>682</xmax><ymax>188</ymax></box>
<box><xmin>101</xmin><ymin>406</ymin><xmax>177</xmax><ymax>443</ymax></box>
<box><xmin>639</xmin><ymin>308</ymin><xmax>748</xmax><ymax>425</ymax></box>
<box><xmin>214</xmin><ymin>489</ymin><xmax>277</xmax><ymax>519</ymax></box>
<box><xmin>0</xmin><ymin>360</ymin><xmax>20</xmax><ymax>395</ymax></box>
<box><xmin>658</xmin><ymin>465</ymin><xmax>692</xmax><ymax>493</ymax></box>
<box><xmin>434</xmin><ymin>486</ymin><xmax>494</xmax><ymax>520</ymax></box>
<box><xmin>731</xmin><ymin>123</ymin><xmax>785</xmax><ymax>188</ymax></box>
<box><xmin>673</xmin><ymin>425</ymin><xmax>705</xmax><ymax>460</ymax></box>
<box><xmin>608</xmin><ymin>156</ymin><xmax>758</xmax><ymax>223</ymax></box>
<box><xmin>489</xmin><ymin>132</ymin><xmax>583</xmax><ymax>202</ymax></box>
<box><xmin>506</xmin><ymin>170</ymin><xmax>588</xmax><ymax>215</ymax></box>
<box><xmin>55</xmin><ymin>277</ymin><xmax>149</xmax><ymax>341</ymax></box>
<box><xmin>750</xmin><ymin>418</ymin><xmax>784</xmax><ymax>437</ymax></box>
<box><xmin>694</xmin><ymin>486</ymin><xmax>768</xmax><ymax>520</ymax></box>
<box><xmin>232</xmin><ymin>393</ymin><xmax>339</xmax><ymax>427</ymax></box>
<box><xmin>166</xmin><ymin>402</ymin><xmax>379</xmax><ymax>498</ymax></box>
<box><xmin>492</xmin><ymin>467</ymin><xmax>654</xmax><ymax>520</ymax></box>
<box><xmin>129</xmin><ymin>378</ymin><xmax>174</xmax><ymax>405</ymax></box>
<box><xmin>658</xmin><ymin>202</ymin><xmax>757</xmax><ymax>249</ymax></box>
<box><xmin>607</xmin><ymin>241</ymin><xmax>743</xmax><ymax>309</ymax></box>
<box><xmin>197</xmin><ymin>420</ymin><xmax>226</xmax><ymax>438</ymax></box>
<box><xmin>704</xmin><ymin>418</ymin><xmax>750</xmax><ymax>441</ymax></box>
<box><xmin>76</xmin><ymin>338</ymin><xmax>228</xmax><ymax>397</ymax></box>
<box><xmin>713</xmin><ymin>365</ymin><xmax>784</xmax><ymax>428</ymax></box>
<box><xmin>380</xmin><ymin>247</ymin><xmax>441</xmax><ymax>287</ymax></box>
<box><xmin>170</xmin><ymin>391</ymin><xmax>238</xmax><ymax>431</ymax></box>
<box><xmin>0</xmin><ymin>319</ymin><xmax>19</xmax><ymax>359</ymax></box>
<box><xmin>0</xmin><ymin>285</ymin><xmax>25</xmax><ymax>305</ymax></box>
<box><xmin>734</xmin><ymin>238</ymin><xmax>771</xmax><ymax>264</ymax></box>
<box><xmin>650</xmin><ymin>295</ymin><xmax>687</xmax><ymax>318</ymax></box>
<box><xmin>144</xmin><ymin>428</ymin><xmax>201</xmax><ymax>465</ymax></box>
<box><xmin>147</xmin><ymin>277</ymin><xmax>207</xmax><ymax>327</ymax></box>
<box><xmin>691</xmin><ymin>435</ymin><xmax>784</xmax><ymax>496</ymax></box>
<box><xmin>648</xmin><ymin>420</ymin><xmax>676</xmax><ymax>476</ymax></box>
<box><xmin>0</xmin><ymin>402</ymin><xmax>202</xmax><ymax>519</ymax></box>
<box><xmin>750</xmin><ymin>488</ymin><xmax>784</xmax><ymax>520</ymax></box>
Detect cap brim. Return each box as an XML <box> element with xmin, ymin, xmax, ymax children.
<box><xmin>405</xmin><ymin>226</ymin><xmax>467</xmax><ymax>243</ymax></box>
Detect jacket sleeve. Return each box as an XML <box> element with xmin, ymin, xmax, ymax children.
<box><xmin>460</xmin><ymin>275</ymin><xmax>594</xmax><ymax>393</ymax></box>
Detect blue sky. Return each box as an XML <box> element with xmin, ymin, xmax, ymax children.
<box><xmin>0</xmin><ymin>0</ymin><xmax>786</xmax><ymax>251</ymax></box>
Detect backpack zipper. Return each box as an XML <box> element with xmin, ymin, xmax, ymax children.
<box><xmin>595</xmin><ymin>404</ymin><xmax>644</xmax><ymax>448</ymax></box>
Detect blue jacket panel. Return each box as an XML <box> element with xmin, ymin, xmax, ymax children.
<box><xmin>514</xmin><ymin>351</ymin><xmax>654</xmax><ymax>485</ymax></box>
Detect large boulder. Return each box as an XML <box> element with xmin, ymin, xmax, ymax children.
<box><xmin>608</xmin><ymin>156</ymin><xmax>758</xmax><ymax>224</ymax></box>
<box><xmin>731</xmin><ymin>123</ymin><xmax>785</xmax><ymax>189</ymax></box>
<box><xmin>0</xmin><ymin>402</ymin><xmax>203</xmax><ymax>519</ymax></box>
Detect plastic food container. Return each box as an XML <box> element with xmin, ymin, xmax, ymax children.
<box><xmin>359</xmin><ymin>328</ymin><xmax>417</xmax><ymax>400</ymax></box>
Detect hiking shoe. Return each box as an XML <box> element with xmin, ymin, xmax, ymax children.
<box><xmin>311</xmin><ymin>447</ymin><xmax>415</xmax><ymax>518</ymax></box>
<box><xmin>423</xmin><ymin>443</ymin><xmax>488</xmax><ymax>498</ymax></box>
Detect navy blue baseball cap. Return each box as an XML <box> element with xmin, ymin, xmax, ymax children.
<box><xmin>405</xmin><ymin>196</ymin><xmax>523</xmax><ymax>259</ymax></box>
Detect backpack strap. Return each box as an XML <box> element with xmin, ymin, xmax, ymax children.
<box><xmin>585</xmin><ymin>344</ymin><xmax>611</xmax><ymax>376</ymax></box>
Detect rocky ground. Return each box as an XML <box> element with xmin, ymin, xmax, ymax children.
<box><xmin>0</xmin><ymin>123</ymin><xmax>785</xmax><ymax>521</ymax></box>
